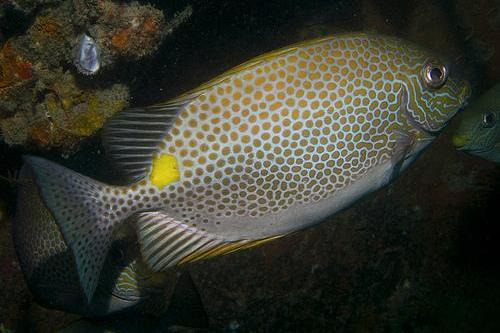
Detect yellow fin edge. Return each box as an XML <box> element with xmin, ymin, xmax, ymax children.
<box><xmin>179</xmin><ymin>234</ymin><xmax>284</xmax><ymax>265</ymax></box>
<box><xmin>167</xmin><ymin>35</ymin><xmax>342</xmax><ymax>104</ymax></box>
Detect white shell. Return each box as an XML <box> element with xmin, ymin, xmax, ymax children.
<box><xmin>75</xmin><ymin>34</ymin><xmax>100</xmax><ymax>75</ymax></box>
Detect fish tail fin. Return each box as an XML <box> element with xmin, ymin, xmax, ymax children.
<box><xmin>23</xmin><ymin>155</ymin><xmax>128</xmax><ymax>303</ymax></box>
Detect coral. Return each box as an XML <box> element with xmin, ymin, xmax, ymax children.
<box><xmin>35</xmin><ymin>72</ymin><xmax>129</xmax><ymax>150</ymax></box>
<box><xmin>1</xmin><ymin>1</ymin><xmax>188</xmax><ymax>152</ymax></box>
<box><xmin>28</xmin><ymin>121</ymin><xmax>51</xmax><ymax>147</ymax></box>
<box><xmin>92</xmin><ymin>1</ymin><xmax>164</xmax><ymax>60</ymax></box>
<box><xmin>0</xmin><ymin>70</ymin><xmax>129</xmax><ymax>151</ymax></box>
<box><xmin>30</xmin><ymin>15</ymin><xmax>63</xmax><ymax>40</ymax></box>
<box><xmin>0</xmin><ymin>113</ymin><xmax>30</xmax><ymax>145</ymax></box>
<box><xmin>110</xmin><ymin>27</ymin><xmax>132</xmax><ymax>51</ymax></box>
<box><xmin>84</xmin><ymin>0</ymin><xmax>192</xmax><ymax>63</ymax></box>
<box><xmin>5</xmin><ymin>0</ymin><xmax>62</xmax><ymax>13</ymax></box>
<box><xmin>12</xmin><ymin>1</ymin><xmax>76</xmax><ymax>68</ymax></box>
<box><xmin>0</xmin><ymin>0</ymin><xmax>192</xmax><ymax>152</ymax></box>
<box><xmin>0</xmin><ymin>41</ymin><xmax>33</xmax><ymax>94</ymax></box>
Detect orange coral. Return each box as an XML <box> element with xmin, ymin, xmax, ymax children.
<box><xmin>31</xmin><ymin>16</ymin><xmax>62</xmax><ymax>39</ymax></box>
<box><xmin>111</xmin><ymin>28</ymin><xmax>132</xmax><ymax>50</ymax></box>
<box><xmin>30</xmin><ymin>121</ymin><xmax>51</xmax><ymax>147</ymax></box>
<box><xmin>14</xmin><ymin>61</ymin><xmax>32</xmax><ymax>80</ymax></box>
<box><xmin>143</xmin><ymin>18</ymin><xmax>159</xmax><ymax>33</ymax></box>
<box><xmin>0</xmin><ymin>42</ymin><xmax>33</xmax><ymax>90</ymax></box>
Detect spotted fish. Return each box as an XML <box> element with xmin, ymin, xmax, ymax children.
<box><xmin>453</xmin><ymin>83</ymin><xmax>500</xmax><ymax>162</ymax></box>
<box><xmin>24</xmin><ymin>33</ymin><xmax>471</xmax><ymax>302</ymax></box>
<box><xmin>14</xmin><ymin>165</ymin><xmax>179</xmax><ymax>316</ymax></box>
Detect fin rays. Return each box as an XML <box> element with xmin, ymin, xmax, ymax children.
<box><xmin>136</xmin><ymin>211</ymin><xmax>224</xmax><ymax>271</ymax></box>
<box><xmin>136</xmin><ymin>211</ymin><xmax>285</xmax><ymax>272</ymax></box>
<box><xmin>102</xmin><ymin>100</ymin><xmax>192</xmax><ymax>182</ymax></box>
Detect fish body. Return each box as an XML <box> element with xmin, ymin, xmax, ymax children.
<box><xmin>24</xmin><ymin>33</ymin><xmax>470</xmax><ymax>302</ymax></box>
<box><xmin>453</xmin><ymin>83</ymin><xmax>500</xmax><ymax>162</ymax></box>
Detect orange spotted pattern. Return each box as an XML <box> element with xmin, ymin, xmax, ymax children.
<box><xmin>117</xmin><ymin>33</ymin><xmax>462</xmax><ymax>233</ymax></box>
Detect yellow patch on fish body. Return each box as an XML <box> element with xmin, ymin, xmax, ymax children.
<box><xmin>150</xmin><ymin>154</ymin><xmax>180</xmax><ymax>189</ymax></box>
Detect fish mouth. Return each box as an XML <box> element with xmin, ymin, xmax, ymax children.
<box><xmin>452</xmin><ymin>134</ymin><xmax>469</xmax><ymax>150</ymax></box>
<box><xmin>453</xmin><ymin>135</ymin><xmax>494</xmax><ymax>154</ymax></box>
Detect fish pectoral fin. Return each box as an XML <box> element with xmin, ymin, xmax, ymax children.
<box><xmin>135</xmin><ymin>211</ymin><xmax>284</xmax><ymax>272</ymax></box>
<box><xmin>391</xmin><ymin>129</ymin><xmax>415</xmax><ymax>178</ymax></box>
<box><xmin>102</xmin><ymin>96</ymin><xmax>194</xmax><ymax>183</ymax></box>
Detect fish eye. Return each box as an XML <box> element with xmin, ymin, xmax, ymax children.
<box><xmin>421</xmin><ymin>61</ymin><xmax>448</xmax><ymax>89</ymax></box>
<box><xmin>482</xmin><ymin>112</ymin><xmax>496</xmax><ymax>128</ymax></box>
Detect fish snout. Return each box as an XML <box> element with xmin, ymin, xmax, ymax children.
<box><xmin>452</xmin><ymin>134</ymin><xmax>469</xmax><ymax>149</ymax></box>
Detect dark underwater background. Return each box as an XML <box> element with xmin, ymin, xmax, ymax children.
<box><xmin>1</xmin><ymin>0</ymin><xmax>500</xmax><ymax>331</ymax></box>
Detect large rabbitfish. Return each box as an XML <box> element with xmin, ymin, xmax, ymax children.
<box><xmin>24</xmin><ymin>33</ymin><xmax>471</xmax><ymax>302</ymax></box>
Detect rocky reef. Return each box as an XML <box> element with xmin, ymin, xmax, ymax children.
<box><xmin>0</xmin><ymin>70</ymin><xmax>128</xmax><ymax>150</ymax></box>
<box><xmin>0</xmin><ymin>0</ymin><xmax>192</xmax><ymax>153</ymax></box>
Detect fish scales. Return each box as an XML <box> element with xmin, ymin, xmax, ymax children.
<box><xmin>116</xmin><ymin>35</ymin><xmax>421</xmax><ymax>235</ymax></box>
<box><xmin>23</xmin><ymin>33</ymin><xmax>470</xmax><ymax>301</ymax></box>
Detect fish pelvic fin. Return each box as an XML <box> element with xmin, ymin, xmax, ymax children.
<box><xmin>23</xmin><ymin>156</ymin><xmax>128</xmax><ymax>303</ymax></box>
<box><xmin>136</xmin><ymin>211</ymin><xmax>284</xmax><ymax>272</ymax></box>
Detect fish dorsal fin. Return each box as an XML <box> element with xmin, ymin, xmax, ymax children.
<box><xmin>135</xmin><ymin>211</ymin><xmax>283</xmax><ymax>272</ymax></box>
<box><xmin>102</xmin><ymin>97</ymin><xmax>194</xmax><ymax>182</ymax></box>
<box><xmin>169</xmin><ymin>36</ymin><xmax>338</xmax><ymax>101</ymax></box>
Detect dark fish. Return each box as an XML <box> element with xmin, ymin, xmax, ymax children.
<box><xmin>14</xmin><ymin>165</ymin><xmax>203</xmax><ymax>318</ymax></box>
<box><xmin>58</xmin><ymin>273</ymin><xmax>209</xmax><ymax>333</ymax></box>
<box><xmin>453</xmin><ymin>83</ymin><xmax>500</xmax><ymax>163</ymax></box>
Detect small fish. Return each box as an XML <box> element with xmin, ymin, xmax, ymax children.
<box><xmin>453</xmin><ymin>83</ymin><xmax>500</xmax><ymax>163</ymax></box>
<box><xmin>24</xmin><ymin>33</ymin><xmax>471</xmax><ymax>302</ymax></box>
<box><xmin>74</xmin><ymin>33</ymin><xmax>100</xmax><ymax>75</ymax></box>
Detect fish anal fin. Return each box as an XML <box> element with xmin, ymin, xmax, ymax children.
<box><xmin>135</xmin><ymin>211</ymin><xmax>284</xmax><ymax>271</ymax></box>
<box><xmin>179</xmin><ymin>234</ymin><xmax>284</xmax><ymax>265</ymax></box>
